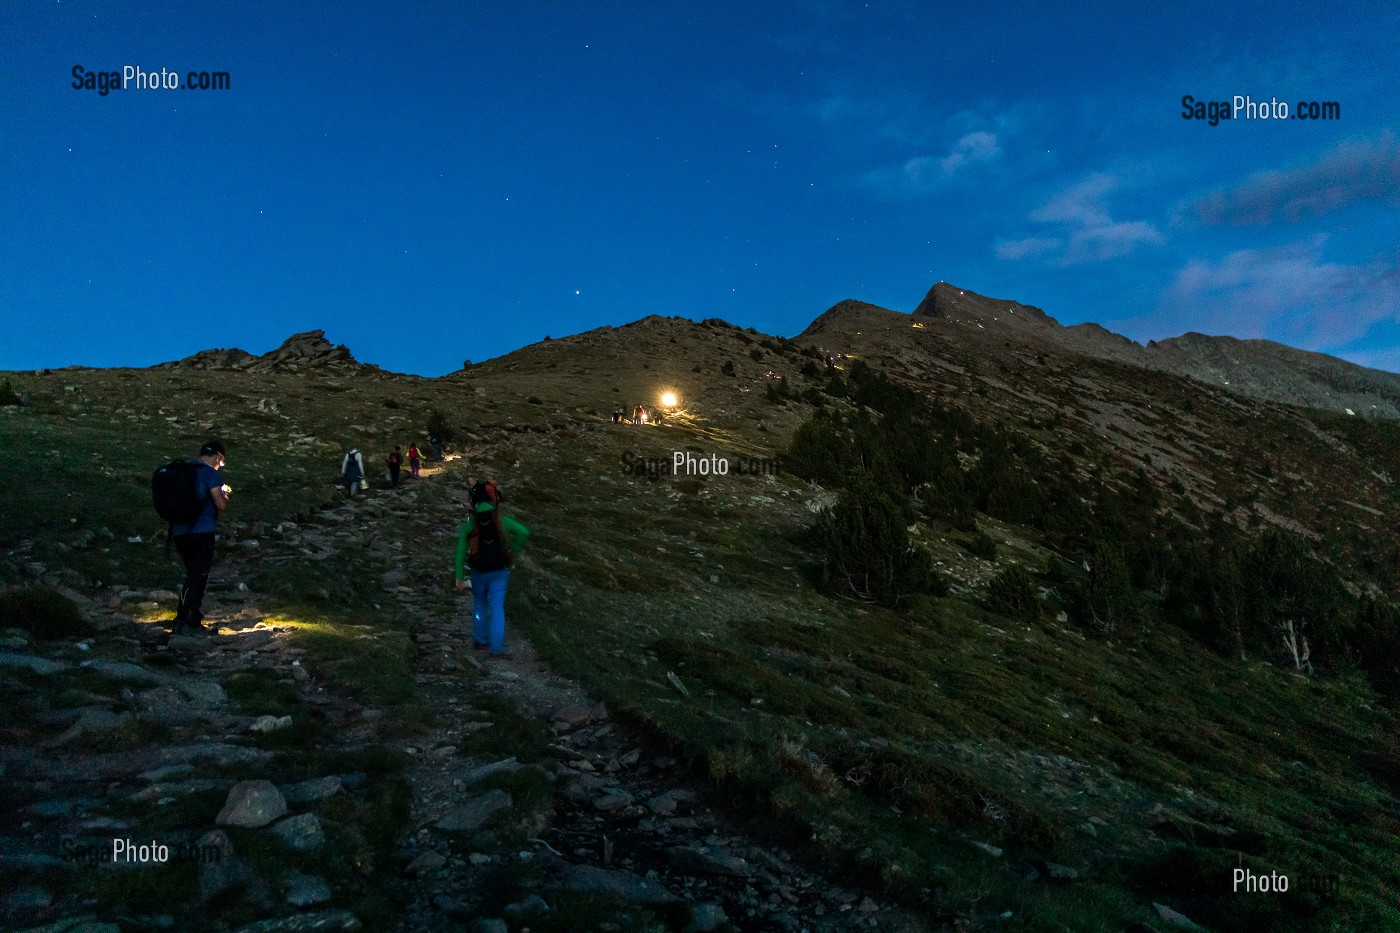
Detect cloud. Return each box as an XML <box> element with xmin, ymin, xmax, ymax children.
<box><xmin>995</xmin><ymin>236</ymin><xmax>1060</xmax><ymax>261</ymax></box>
<box><xmin>1157</xmin><ymin>236</ymin><xmax>1400</xmax><ymax>349</ymax></box>
<box><xmin>1067</xmin><ymin>220</ymin><xmax>1164</xmax><ymax>263</ymax></box>
<box><xmin>939</xmin><ymin>131</ymin><xmax>1000</xmax><ymax>174</ymax></box>
<box><xmin>862</xmin><ymin>131</ymin><xmax>1002</xmax><ymax>194</ymax></box>
<box><xmin>1189</xmin><ymin>131</ymin><xmax>1400</xmax><ymax>225</ymax></box>
<box><xmin>998</xmin><ymin>173</ymin><xmax>1163</xmax><ymax>265</ymax></box>
<box><xmin>1030</xmin><ymin>173</ymin><xmax>1116</xmax><ymax>226</ymax></box>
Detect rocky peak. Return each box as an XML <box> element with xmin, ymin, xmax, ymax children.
<box><xmin>258</xmin><ymin>330</ymin><xmax>355</xmax><ymax>368</ymax></box>
<box><xmin>801</xmin><ymin>299</ymin><xmax>899</xmax><ymax>337</ymax></box>
<box><xmin>912</xmin><ymin>281</ymin><xmax>1056</xmax><ymax>327</ymax></box>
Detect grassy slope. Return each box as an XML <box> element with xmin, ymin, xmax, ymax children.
<box><xmin>4</xmin><ymin>317</ymin><xmax>1400</xmax><ymax>931</ymax></box>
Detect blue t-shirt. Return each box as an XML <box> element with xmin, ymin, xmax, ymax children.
<box><xmin>171</xmin><ymin>461</ymin><xmax>224</xmax><ymax>536</ymax></box>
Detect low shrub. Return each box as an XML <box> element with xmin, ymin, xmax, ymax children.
<box><xmin>985</xmin><ymin>564</ymin><xmax>1042</xmax><ymax>621</ymax></box>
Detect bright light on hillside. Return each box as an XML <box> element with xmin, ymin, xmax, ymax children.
<box><xmin>660</xmin><ymin>391</ymin><xmax>678</xmax><ymax>408</ymax></box>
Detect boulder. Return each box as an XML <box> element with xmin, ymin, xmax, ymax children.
<box><xmin>0</xmin><ymin>653</ymin><xmax>68</xmax><ymax>676</ymax></box>
<box><xmin>593</xmin><ymin>788</ymin><xmax>635</xmax><ymax>812</ymax></box>
<box><xmin>647</xmin><ymin>788</ymin><xmax>695</xmax><ymax>815</ymax></box>
<box><xmin>47</xmin><ymin>709</ymin><xmax>132</xmax><ymax>747</ymax></box>
<box><xmin>197</xmin><ymin>830</ymin><xmax>273</xmax><ymax>910</ymax></box>
<box><xmin>459</xmin><ymin>757</ymin><xmax>521</xmax><ymax>785</ymax></box>
<box><xmin>278</xmin><ymin>776</ymin><xmax>342</xmax><ymax>805</ymax></box>
<box><xmin>503</xmin><ymin>894</ymin><xmax>550</xmax><ymax>919</ymax></box>
<box><xmin>405</xmin><ymin>850</ymin><xmax>447</xmax><ymax>876</ymax></box>
<box><xmin>1153</xmin><ymin>902</ymin><xmax>1208</xmax><ymax>931</ymax></box>
<box><xmin>667</xmin><ymin>845</ymin><xmax>752</xmax><ymax>878</ymax></box>
<box><xmin>687</xmin><ymin>902</ymin><xmax>729</xmax><ymax>932</ymax></box>
<box><xmin>9</xmin><ymin>917</ymin><xmax>121</xmax><ymax>933</ymax></box>
<box><xmin>555</xmin><ymin>864</ymin><xmax>682</xmax><ymax>906</ymax></box>
<box><xmin>270</xmin><ymin>813</ymin><xmax>325</xmax><ymax>852</ymax></box>
<box><xmin>436</xmin><ymin>790</ymin><xmax>512</xmax><ymax>832</ymax></box>
<box><xmin>280</xmin><ymin>870</ymin><xmax>331</xmax><ymax>907</ymax></box>
<box><xmin>217</xmin><ymin>781</ymin><xmax>288</xmax><ymax>828</ymax></box>
<box><xmin>79</xmin><ymin>660</ymin><xmax>161</xmax><ymax>684</ymax></box>
<box><xmin>230</xmin><ymin>910</ymin><xmax>362</xmax><ymax>932</ymax></box>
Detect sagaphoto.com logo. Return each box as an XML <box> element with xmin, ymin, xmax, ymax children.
<box><xmin>1181</xmin><ymin>93</ymin><xmax>1339</xmax><ymax>125</ymax></box>
<box><xmin>71</xmin><ymin>64</ymin><xmax>231</xmax><ymax>96</ymax></box>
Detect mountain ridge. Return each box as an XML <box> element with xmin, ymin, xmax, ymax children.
<box><xmin>128</xmin><ymin>279</ymin><xmax>1400</xmax><ymax>418</ymax></box>
<box><xmin>803</xmin><ymin>280</ymin><xmax>1400</xmax><ymax>418</ymax></box>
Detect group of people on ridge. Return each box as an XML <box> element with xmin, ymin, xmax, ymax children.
<box><xmin>342</xmin><ymin>442</ymin><xmax>430</xmax><ymax>496</ymax></box>
<box><xmin>162</xmin><ymin>440</ymin><xmax>530</xmax><ymax>659</ymax></box>
<box><xmin>610</xmin><ymin>405</ymin><xmax>662</xmax><ymax>425</ymax></box>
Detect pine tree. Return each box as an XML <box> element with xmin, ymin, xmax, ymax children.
<box><xmin>810</xmin><ymin>472</ymin><xmax>944</xmax><ymax>605</ymax></box>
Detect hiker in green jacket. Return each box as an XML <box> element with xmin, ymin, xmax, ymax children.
<box><xmin>454</xmin><ymin>480</ymin><xmax>529</xmax><ymax>657</ymax></box>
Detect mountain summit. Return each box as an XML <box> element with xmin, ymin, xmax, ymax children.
<box><xmin>811</xmin><ymin>280</ymin><xmax>1400</xmax><ymax>418</ymax></box>
<box><xmin>913</xmin><ymin>280</ymin><xmax>1057</xmax><ymax>330</ymax></box>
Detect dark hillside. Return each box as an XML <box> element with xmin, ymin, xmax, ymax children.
<box><xmin>3</xmin><ymin>291</ymin><xmax>1400</xmax><ymax>931</ymax></box>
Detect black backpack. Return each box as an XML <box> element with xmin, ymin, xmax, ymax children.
<box><xmin>467</xmin><ymin>510</ymin><xmax>512</xmax><ymax>572</ymax></box>
<box><xmin>152</xmin><ymin>459</ymin><xmax>204</xmax><ymax>524</ymax></box>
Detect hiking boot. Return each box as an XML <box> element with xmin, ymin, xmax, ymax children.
<box><xmin>472</xmin><ymin>641</ymin><xmax>489</xmax><ymax>651</ymax></box>
<box><xmin>173</xmin><ymin>621</ymin><xmax>213</xmax><ymax>637</ymax></box>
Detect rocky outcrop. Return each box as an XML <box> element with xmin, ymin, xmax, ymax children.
<box><xmin>248</xmin><ymin>330</ymin><xmax>357</xmax><ymax>372</ymax></box>
<box><xmin>157</xmin><ymin>330</ymin><xmax>362</xmax><ymax>373</ymax></box>
<box><xmin>160</xmin><ymin>347</ymin><xmax>258</xmax><ymax>371</ymax></box>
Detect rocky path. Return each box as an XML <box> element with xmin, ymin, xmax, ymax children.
<box><xmin>1</xmin><ymin>454</ymin><xmax>928</xmax><ymax>932</ymax></box>
<box><xmin>392</xmin><ymin>601</ymin><xmax>923</xmax><ymax>932</ymax></box>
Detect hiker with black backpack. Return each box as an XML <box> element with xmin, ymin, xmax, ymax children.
<box><xmin>153</xmin><ymin>440</ymin><xmax>230</xmax><ymax>636</ymax></box>
<box><xmin>454</xmin><ymin>479</ymin><xmax>529</xmax><ymax>657</ymax></box>
<box><xmin>341</xmin><ymin>447</ymin><xmax>365</xmax><ymax>498</ymax></box>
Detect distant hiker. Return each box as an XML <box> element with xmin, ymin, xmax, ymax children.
<box><xmin>454</xmin><ymin>480</ymin><xmax>529</xmax><ymax>657</ymax></box>
<box><xmin>164</xmin><ymin>440</ymin><xmax>230</xmax><ymax>636</ymax></box>
<box><xmin>612</xmin><ymin>407</ymin><xmax>622</xmax><ymax>424</ymax></box>
<box><xmin>341</xmin><ymin>447</ymin><xmax>365</xmax><ymax>497</ymax></box>
<box><xmin>387</xmin><ymin>446</ymin><xmax>403</xmax><ymax>487</ymax></box>
<box><xmin>634</xmin><ymin>405</ymin><xmax>648</xmax><ymax>426</ymax></box>
<box><xmin>428</xmin><ymin>434</ymin><xmax>444</xmax><ymax>461</ymax></box>
<box><xmin>407</xmin><ymin>443</ymin><xmax>423</xmax><ymax>478</ymax></box>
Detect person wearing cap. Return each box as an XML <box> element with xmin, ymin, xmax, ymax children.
<box><xmin>170</xmin><ymin>440</ymin><xmax>231</xmax><ymax>636</ymax></box>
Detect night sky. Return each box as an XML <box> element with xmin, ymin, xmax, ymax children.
<box><xmin>3</xmin><ymin>1</ymin><xmax>1397</xmax><ymax>374</ymax></box>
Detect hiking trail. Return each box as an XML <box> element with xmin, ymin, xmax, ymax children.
<box><xmin>1</xmin><ymin>452</ymin><xmax>926</xmax><ymax>932</ymax></box>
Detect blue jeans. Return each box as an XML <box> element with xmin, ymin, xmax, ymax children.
<box><xmin>471</xmin><ymin>570</ymin><xmax>511</xmax><ymax>653</ymax></box>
